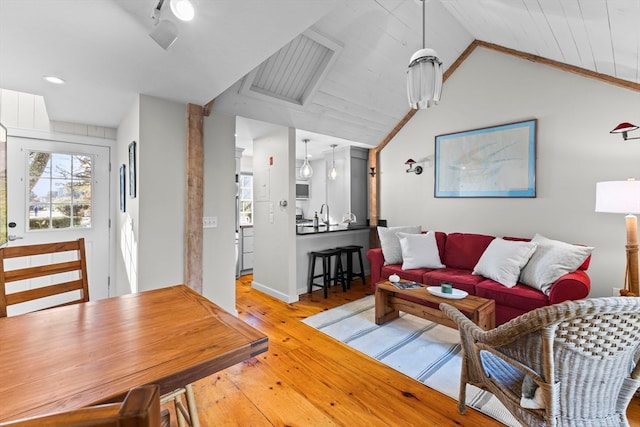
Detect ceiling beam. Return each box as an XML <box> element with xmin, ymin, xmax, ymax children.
<box><xmin>203</xmin><ymin>99</ymin><xmax>215</xmax><ymax>117</ymax></box>
<box><xmin>184</xmin><ymin>103</ymin><xmax>204</xmax><ymax>294</ymax></box>
<box><xmin>476</xmin><ymin>40</ymin><xmax>640</xmax><ymax>93</ymax></box>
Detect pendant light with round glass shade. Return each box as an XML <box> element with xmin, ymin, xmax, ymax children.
<box><xmin>300</xmin><ymin>139</ymin><xmax>313</xmax><ymax>179</ymax></box>
<box><xmin>328</xmin><ymin>144</ymin><xmax>338</xmax><ymax>180</ymax></box>
<box><xmin>407</xmin><ymin>0</ymin><xmax>443</xmax><ymax>109</ymax></box>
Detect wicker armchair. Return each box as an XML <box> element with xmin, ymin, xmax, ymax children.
<box><xmin>440</xmin><ymin>297</ymin><xmax>640</xmax><ymax>427</ymax></box>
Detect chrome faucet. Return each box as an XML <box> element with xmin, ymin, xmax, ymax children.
<box><xmin>320</xmin><ymin>203</ymin><xmax>330</xmax><ymax>225</ymax></box>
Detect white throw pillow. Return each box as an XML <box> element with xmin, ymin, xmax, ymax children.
<box><xmin>519</xmin><ymin>234</ymin><xmax>594</xmax><ymax>295</ymax></box>
<box><xmin>473</xmin><ymin>238</ymin><xmax>538</xmax><ymax>287</ymax></box>
<box><xmin>397</xmin><ymin>231</ymin><xmax>445</xmax><ymax>270</ymax></box>
<box><xmin>377</xmin><ymin>225</ymin><xmax>421</xmax><ymax>265</ymax></box>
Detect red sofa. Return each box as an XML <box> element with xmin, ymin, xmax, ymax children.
<box><xmin>367</xmin><ymin>232</ymin><xmax>591</xmax><ymax>326</ymax></box>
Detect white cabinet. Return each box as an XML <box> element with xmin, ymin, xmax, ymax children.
<box><xmin>240</xmin><ymin>226</ymin><xmax>254</xmax><ymax>274</ymax></box>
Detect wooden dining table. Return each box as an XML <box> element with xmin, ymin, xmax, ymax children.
<box><xmin>0</xmin><ymin>284</ymin><xmax>268</xmax><ymax>423</ymax></box>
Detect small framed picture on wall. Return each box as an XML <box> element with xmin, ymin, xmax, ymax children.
<box><xmin>128</xmin><ymin>141</ymin><xmax>136</xmax><ymax>198</ymax></box>
<box><xmin>119</xmin><ymin>164</ymin><xmax>126</xmax><ymax>212</ymax></box>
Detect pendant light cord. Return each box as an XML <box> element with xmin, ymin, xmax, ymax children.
<box><xmin>422</xmin><ymin>0</ymin><xmax>426</xmax><ymax>49</ymax></box>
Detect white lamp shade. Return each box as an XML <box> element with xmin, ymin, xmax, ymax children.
<box><xmin>595</xmin><ymin>180</ymin><xmax>640</xmax><ymax>214</ymax></box>
<box><xmin>407</xmin><ymin>48</ymin><xmax>443</xmax><ymax>109</ymax></box>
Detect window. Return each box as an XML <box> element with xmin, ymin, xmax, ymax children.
<box><xmin>239</xmin><ymin>174</ymin><xmax>253</xmax><ymax>226</ymax></box>
<box><xmin>28</xmin><ymin>151</ymin><xmax>93</xmax><ymax>230</ymax></box>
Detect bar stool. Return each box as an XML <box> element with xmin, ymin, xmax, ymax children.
<box><xmin>336</xmin><ymin>245</ymin><xmax>366</xmax><ymax>289</ymax></box>
<box><xmin>307</xmin><ymin>248</ymin><xmax>345</xmax><ymax>298</ymax></box>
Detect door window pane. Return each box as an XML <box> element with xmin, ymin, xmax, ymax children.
<box><xmin>28</xmin><ymin>151</ymin><xmax>93</xmax><ymax>230</ymax></box>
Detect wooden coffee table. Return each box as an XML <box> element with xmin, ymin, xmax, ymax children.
<box><xmin>375</xmin><ymin>280</ymin><xmax>495</xmax><ymax>330</ymax></box>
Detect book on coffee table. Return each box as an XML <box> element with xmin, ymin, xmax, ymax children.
<box><xmin>391</xmin><ymin>281</ymin><xmax>423</xmax><ymax>290</ymax></box>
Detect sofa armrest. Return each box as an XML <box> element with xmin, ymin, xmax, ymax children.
<box><xmin>547</xmin><ymin>270</ymin><xmax>591</xmax><ymax>304</ymax></box>
<box><xmin>366</xmin><ymin>248</ymin><xmax>385</xmax><ymax>289</ymax></box>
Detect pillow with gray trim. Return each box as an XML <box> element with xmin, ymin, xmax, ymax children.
<box><xmin>377</xmin><ymin>225</ymin><xmax>421</xmax><ymax>265</ymax></box>
<box><xmin>519</xmin><ymin>234</ymin><xmax>594</xmax><ymax>295</ymax></box>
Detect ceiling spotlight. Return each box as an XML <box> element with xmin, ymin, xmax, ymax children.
<box><xmin>170</xmin><ymin>0</ymin><xmax>195</xmax><ymax>21</ymax></box>
<box><xmin>43</xmin><ymin>75</ymin><xmax>65</xmax><ymax>85</ymax></box>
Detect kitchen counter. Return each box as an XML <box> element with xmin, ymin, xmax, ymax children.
<box><xmin>296</xmin><ymin>224</ymin><xmax>369</xmax><ymax>235</ymax></box>
<box><xmin>295</xmin><ymin>224</ymin><xmax>370</xmax><ymax>295</ymax></box>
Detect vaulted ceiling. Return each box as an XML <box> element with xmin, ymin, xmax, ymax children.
<box><xmin>1</xmin><ymin>0</ymin><xmax>639</xmax><ymax>157</ymax></box>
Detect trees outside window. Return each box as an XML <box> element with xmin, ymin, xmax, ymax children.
<box><xmin>28</xmin><ymin>151</ymin><xmax>92</xmax><ymax>230</ymax></box>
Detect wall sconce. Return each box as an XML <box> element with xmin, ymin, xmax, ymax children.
<box><xmin>405</xmin><ymin>158</ymin><xmax>423</xmax><ymax>175</ymax></box>
<box><xmin>369</xmin><ymin>167</ymin><xmax>376</xmax><ymax>177</ymax></box>
<box><xmin>611</xmin><ymin>122</ymin><xmax>640</xmax><ymax>141</ymax></box>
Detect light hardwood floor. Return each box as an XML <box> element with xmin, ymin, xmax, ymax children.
<box><xmin>171</xmin><ymin>275</ymin><xmax>640</xmax><ymax>426</ymax></box>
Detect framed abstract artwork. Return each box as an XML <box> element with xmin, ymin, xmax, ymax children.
<box><xmin>435</xmin><ymin>119</ymin><xmax>536</xmax><ymax>198</ymax></box>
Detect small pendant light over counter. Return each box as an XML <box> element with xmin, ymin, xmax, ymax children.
<box><xmin>300</xmin><ymin>139</ymin><xmax>313</xmax><ymax>179</ymax></box>
<box><xmin>329</xmin><ymin>144</ymin><xmax>338</xmax><ymax>180</ymax></box>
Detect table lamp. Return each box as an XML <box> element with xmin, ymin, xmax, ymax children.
<box><xmin>595</xmin><ymin>179</ymin><xmax>640</xmax><ymax>296</ymax></box>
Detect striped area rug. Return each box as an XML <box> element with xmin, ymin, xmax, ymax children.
<box><xmin>303</xmin><ymin>295</ymin><xmax>520</xmax><ymax>426</ymax></box>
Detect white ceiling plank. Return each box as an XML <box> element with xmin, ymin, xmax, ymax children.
<box><xmin>439</xmin><ymin>1</ymin><xmax>489</xmax><ymax>38</ymax></box>
<box><xmin>578</xmin><ymin>0</ymin><xmax>616</xmax><ymax>76</ymax></box>
<box><xmin>608</xmin><ymin>0</ymin><xmax>640</xmax><ymax>82</ymax></box>
<box><xmin>537</xmin><ymin>0</ymin><xmax>583</xmax><ymax>65</ymax></box>
<box><xmin>560</xmin><ymin>0</ymin><xmax>597</xmax><ymax>71</ymax></box>
<box><xmin>520</xmin><ymin>0</ymin><xmax>564</xmax><ymax>60</ymax></box>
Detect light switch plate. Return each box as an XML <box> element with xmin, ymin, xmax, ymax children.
<box><xmin>203</xmin><ymin>217</ymin><xmax>217</xmax><ymax>228</ymax></box>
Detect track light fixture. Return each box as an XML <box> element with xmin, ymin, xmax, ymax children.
<box><xmin>149</xmin><ymin>0</ymin><xmax>195</xmax><ymax>50</ymax></box>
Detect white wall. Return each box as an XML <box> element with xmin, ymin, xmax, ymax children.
<box><xmin>137</xmin><ymin>95</ymin><xmax>186</xmax><ymax>291</ymax></box>
<box><xmin>379</xmin><ymin>46</ymin><xmax>640</xmax><ymax>298</ymax></box>
<box><xmin>115</xmin><ymin>96</ymin><xmax>140</xmax><ymax>295</ymax></box>
<box><xmin>252</xmin><ymin>127</ymin><xmax>298</xmax><ymax>302</ymax></box>
<box><xmin>305</xmin><ymin>157</ymin><xmax>327</xmax><ymax>219</ymax></box>
<box><xmin>0</xmin><ymin>89</ymin><xmax>117</xmax><ymax>139</ymax></box>
<box><xmin>115</xmin><ymin>95</ymin><xmax>186</xmax><ymax>295</ymax></box>
<box><xmin>202</xmin><ymin>112</ymin><xmax>237</xmax><ymax>315</ymax></box>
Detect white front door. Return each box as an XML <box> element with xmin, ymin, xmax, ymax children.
<box><xmin>6</xmin><ymin>136</ymin><xmax>111</xmax><ymax>300</ymax></box>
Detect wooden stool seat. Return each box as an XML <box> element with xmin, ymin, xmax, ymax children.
<box><xmin>336</xmin><ymin>245</ymin><xmax>366</xmax><ymax>289</ymax></box>
<box><xmin>307</xmin><ymin>249</ymin><xmax>345</xmax><ymax>298</ymax></box>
